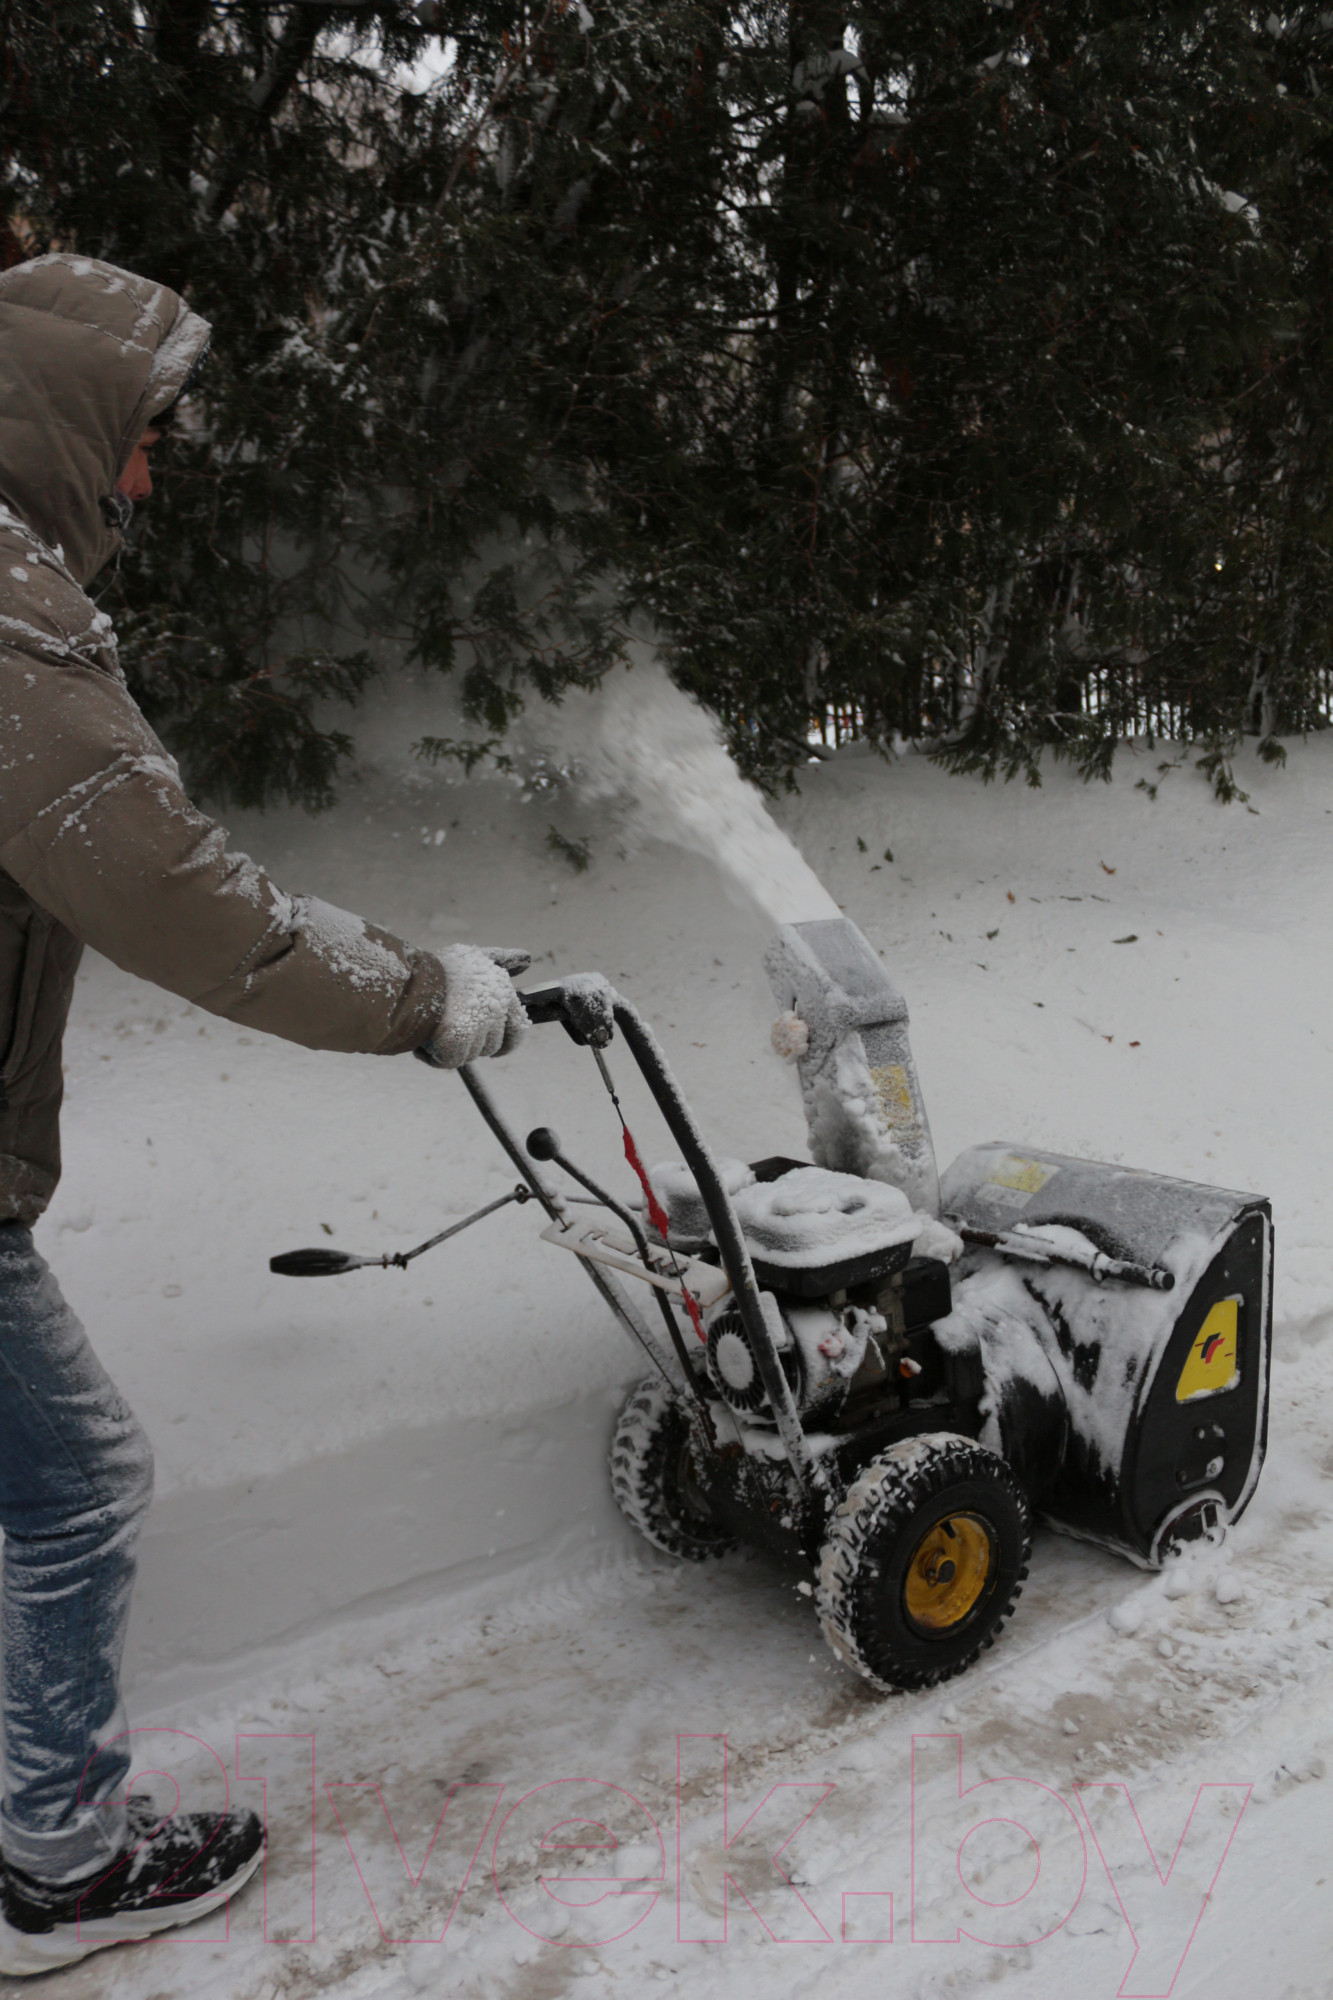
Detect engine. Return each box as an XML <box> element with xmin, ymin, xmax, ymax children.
<box><xmin>646</xmin><ymin>1154</ymin><xmax>955</xmax><ymax>1424</ymax></box>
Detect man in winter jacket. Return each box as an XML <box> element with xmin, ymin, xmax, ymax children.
<box><xmin>0</xmin><ymin>253</ymin><xmax>526</xmax><ymax>1972</ymax></box>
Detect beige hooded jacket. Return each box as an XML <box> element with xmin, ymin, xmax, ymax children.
<box><xmin>0</xmin><ymin>254</ymin><xmax>448</xmax><ymax>1225</ymax></box>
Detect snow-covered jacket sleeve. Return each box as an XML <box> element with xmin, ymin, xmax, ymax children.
<box><xmin>0</xmin><ymin>652</ymin><xmax>448</xmax><ymax>1056</ymax></box>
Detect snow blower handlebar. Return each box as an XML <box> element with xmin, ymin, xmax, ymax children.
<box><xmin>520</xmin><ymin>976</ymin><xmax>829</xmax><ymax>1497</ymax></box>
<box><xmin>520</xmin><ymin>980</ymin><xmax>615</xmax><ymax>1047</ymax></box>
<box><xmin>270</xmin><ymin>966</ymin><xmax>825</xmax><ymax>1496</ymax></box>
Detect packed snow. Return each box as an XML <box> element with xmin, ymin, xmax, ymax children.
<box><xmin>645</xmin><ymin>1156</ymin><xmax>755</xmax><ymax>1249</ymax></box>
<box><xmin>16</xmin><ymin>660</ymin><xmax>1333</xmax><ymax>2000</ymax></box>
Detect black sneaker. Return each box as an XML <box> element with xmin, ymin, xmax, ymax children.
<box><xmin>0</xmin><ymin>1793</ymin><xmax>265</xmax><ymax>1974</ymax></box>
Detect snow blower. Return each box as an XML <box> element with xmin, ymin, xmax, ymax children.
<box><xmin>270</xmin><ymin>920</ymin><xmax>1272</xmax><ymax>1692</ymax></box>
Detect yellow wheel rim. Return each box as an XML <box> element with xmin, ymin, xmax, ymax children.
<box><xmin>902</xmin><ymin>1513</ymin><xmax>995</xmax><ymax>1634</ymax></box>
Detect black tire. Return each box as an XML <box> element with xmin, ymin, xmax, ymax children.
<box><xmin>816</xmin><ymin>1433</ymin><xmax>1030</xmax><ymax>1691</ymax></box>
<box><xmin>609</xmin><ymin>1378</ymin><xmax>737</xmax><ymax>1561</ymax></box>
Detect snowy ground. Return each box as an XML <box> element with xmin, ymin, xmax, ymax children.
<box><xmin>16</xmin><ymin>672</ymin><xmax>1333</xmax><ymax>1998</ymax></box>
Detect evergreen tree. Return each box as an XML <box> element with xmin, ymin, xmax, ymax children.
<box><xmin>1</xmin><ymin>2</ymin><xmax>1326</xmax><ymax>806</ymax></box>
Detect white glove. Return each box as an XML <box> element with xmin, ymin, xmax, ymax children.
<box><xmin>426</xmin><ymin>945</ymin><xmax>528</xmax><ymax>1067</ymax></box>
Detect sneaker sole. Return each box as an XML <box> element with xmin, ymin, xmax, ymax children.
<box><xmin>0</xmin><ymin>1840</ymin><xmax>265</xmax><ymax>1975</ymax></box>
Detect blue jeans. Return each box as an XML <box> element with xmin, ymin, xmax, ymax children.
<box><xmin>0</xmin><ymin>1223</ymin><xmax>153</xmax><ymax>1882</ymax></box>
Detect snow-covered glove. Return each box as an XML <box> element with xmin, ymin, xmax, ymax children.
<box><xmin>425</xmin><ymin>945</ymin><xmax>528</xmax><ymax>1067</ymax></box>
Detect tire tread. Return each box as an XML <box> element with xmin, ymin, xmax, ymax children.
<box><xmin>609</xmin><ymin>1378</ymin><xmax>735</xmax><ymax>1562</ymax></box>
<box><xmin>816</xmin><ymin>1434</ymin><xmax>1031</xmax><ymax>1691</ymax></box>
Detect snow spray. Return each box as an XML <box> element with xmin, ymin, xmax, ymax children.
<box><xmin>527</xmin><ymin>653</ymin><xmax>840</xmax><ymax>928</ymax></box>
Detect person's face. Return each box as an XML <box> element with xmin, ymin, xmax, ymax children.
<box><xmin>115</xmin><ymin>427</ymin><xmax>163</xmax><ymax>505</ymax></box>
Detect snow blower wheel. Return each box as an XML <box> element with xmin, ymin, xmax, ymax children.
<box><xmin>816</xmin><ymin>1436</ymin><xmax>1031</xmax><ymax>1691</ymax></box>
<box><xmin>610</xmin><ymin>1379</ymin><xmax>737</xmax><ymax>1561</ymax></box>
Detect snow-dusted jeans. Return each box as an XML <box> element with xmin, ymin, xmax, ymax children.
<box><xmin>0</xmin><ymin>1223</ymin><xmax>153</xmax><ymax>1883</ymax></box>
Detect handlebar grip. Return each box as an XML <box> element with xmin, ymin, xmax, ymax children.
<box><xmin>516</xmin><ymin>983</ymin><xmax>570</xmax><ymax>1025</ymax></box>
<box><xmin>270</xmin><ymin>1248</ymin><xmax>363</xmax><ymax>1277</ymax></box>
<box><xmin>516</xmin><ymin>981</ymin><xmax>615</xmax><ymax>1047</ymax></box>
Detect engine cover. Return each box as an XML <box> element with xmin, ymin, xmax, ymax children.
<box><xmin>726</xmin><ymin>1166</ymin><xmax>921</xmax><ymax>1298</ymax></box>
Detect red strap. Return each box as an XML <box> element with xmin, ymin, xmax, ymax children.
<box><xmin>621</xmin><ymin>1126</ymin><xmax>707</xmax><ymax>1343</ymax></box>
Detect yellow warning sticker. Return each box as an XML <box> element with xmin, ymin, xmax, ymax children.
<box><xmin>986</xmin><ymin>1156</ymin><xmax>1056</xmax><ymax>1196</ymax></box>
<box><xmin>1176</xmin><ymin>1297</ymin><xmax>1242</xmax><ymax>1403</ymax></box>
<box><xmin>870</xmin><ymin>1063</ymin><xmax>915</xmax><ymax>1127</ymax></box>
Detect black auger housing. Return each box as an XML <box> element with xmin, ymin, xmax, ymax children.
<box><xmin>937</xmin><ymin>1143</ymin><xmax>1272</xmax><ymax>1566</ymax></box>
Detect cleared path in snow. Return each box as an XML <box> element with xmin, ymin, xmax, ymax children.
<box><xmin>10</xmin><ymin>1366</ymin><xmax>1333</xmax><ymax>2000</ymax></box>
